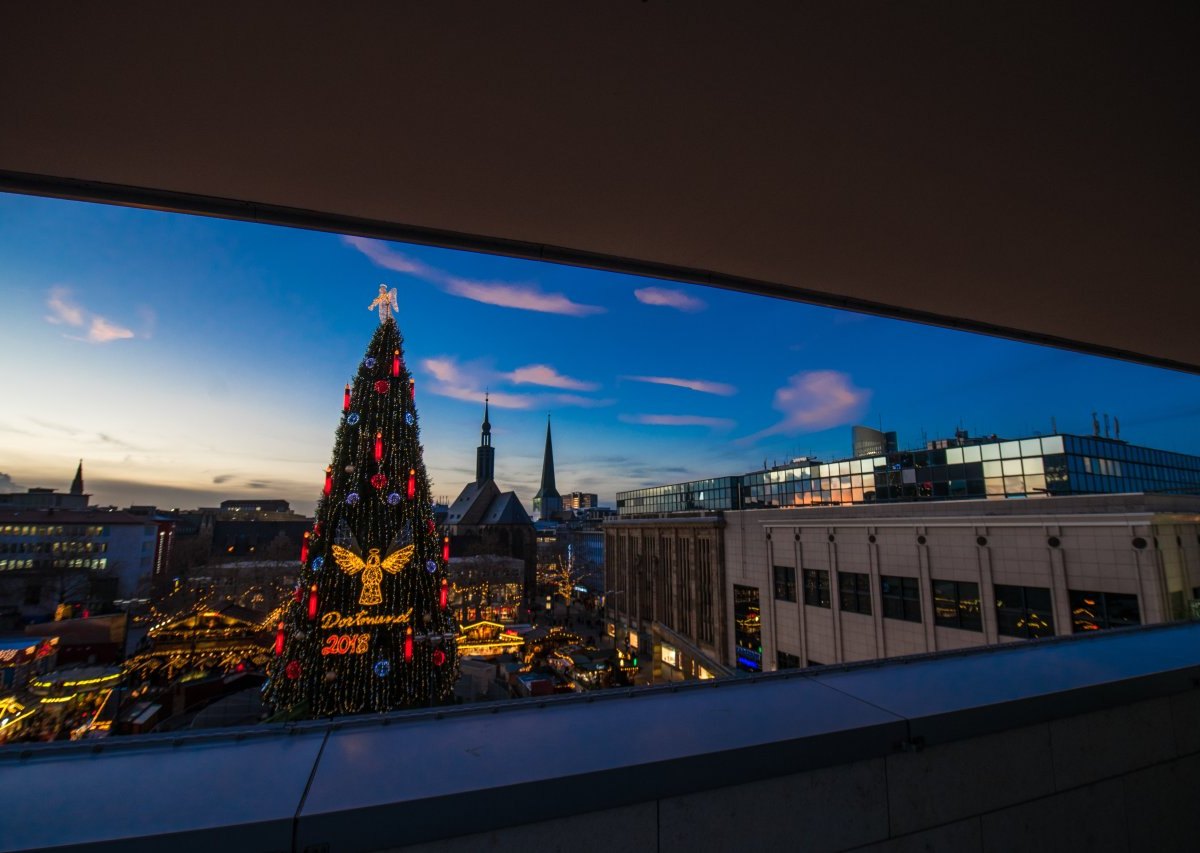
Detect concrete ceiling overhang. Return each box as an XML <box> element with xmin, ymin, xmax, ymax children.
<box><xmin>2</xmin><ymin>4</ymin><xmax>1197</xmax><ymax>371</ymax></box>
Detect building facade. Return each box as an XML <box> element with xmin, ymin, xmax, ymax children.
<box><xmin>0</xmin><ymin>510</ymin><xmax>163</xmax><ymax>609</ymax></box>
<box><xmin>604</xmin><ymin>516</ymin><xmax>731</xmax><ymax>681</ymax></box>
<box><xmin>607</xmin><ymin>494</ymin><xmax>1200</xmax><ymax>678</ymax></box>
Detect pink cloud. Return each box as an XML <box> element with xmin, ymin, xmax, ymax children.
<box><xmin>341</xmin><ymin>236</ymin><xmax>434</xmax><ymax>276</ymax></box>
<box><xmin>344</xmin><ymin>236</ymin><xmax>604</xmax><ymax>317</ymax></box>
<box><xmin>741</xmin><ymin>371</ymin><xmax>871</xmax><ymax>443</ymax></box>
<box><xmin>45</xmin><ymin>287</ymin><xmax>85</xmax><ymax>326</ymax></box>
<box><xmin>634</xmin><ymin>286</ymin><xmax>706</xmax><ymax>312</ymax></box>
<box><xmin>444</xmin><ymin>278</ymin><xmax>604</xmax><ymax>317</ymax></box>
<box><xmin>45</xmin><ymin>287</ymin><xmax>135</xmax><ymax>344</ymax></box>
<box><xmin>620</xmin><ymin>414</ymin><xmax>736</xmax><ymax>430</ymax></box>
<box><xmin>506</xmin><ymin>364</ymin><xmax>598</xmax><ymax>391</ymax></box>
<box><xmin>87</xmin><ymin>317</ymin><xmax>134</xmax><ymax>343</ymax></box>
<box><xmin>624</xmin><ymin>375</ymin><xmax>736</xmax><ymax>396</ymax></box>
<box><xmin>421</xmin><ymin>357</ymin><xmax>609</xmax><ymax>409</ymax></box>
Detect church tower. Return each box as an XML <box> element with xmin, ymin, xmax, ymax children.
<box><xmin>70</xmin><ymin>460</ymin><xmax>84</xmax><ymax>496</ymax></box>
<box><xmin>475</xmin><ymin>394</ymin><xmax>495</xmax><ymax>483</ymax></box>
<box><xmin>532</xmin><ymin>416</ymin><xmax>563</xmax><ymax>520</ymax></box>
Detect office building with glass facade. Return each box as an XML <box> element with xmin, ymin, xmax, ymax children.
<box><xmin>616</xmin><ymin>433</ymin><xmax>1200</xmax><ymax>518</ymax></box>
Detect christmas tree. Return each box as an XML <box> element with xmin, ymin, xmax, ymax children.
<box><xmin>265</xmin><ymin>286</ymin><xmax>459</xmax><ymax>717</ymax></box>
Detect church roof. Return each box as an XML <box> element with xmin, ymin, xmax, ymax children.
<box><xmin>446</xmin><ymin>479</ymin><xmax>502</xmax><ymax>527</ymax></box>
<box><xmin>481</xmin><ymin>492</ymin><xmax>533</xmax><ymax>525</ymax></box>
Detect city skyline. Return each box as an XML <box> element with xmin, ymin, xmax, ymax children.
<box><xmin>3</xmin><ymin>190</ymin><xmax>1200</xmax><ymax>515</ymax></box>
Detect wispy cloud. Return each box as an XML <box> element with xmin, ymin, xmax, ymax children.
<box><xmin>44</xmin><ymin>286</ymin><xmax>135</xmax><ymax>344</ymax></box>
<box><xmin>505</xmin><ymin>364</ymin><xmax>598</xmax><ymax>391</ymax></box>
<box><xmin>620</xmin><ymin>414</ymin><xmax>736</xmax><ymax>430</ymax></box>
<box><xmin>421</xmin><ymin>356</ymin><xmax>611</xmax><ymax>410</ymax></box>
<box><xmin>343</xmin><ymin>236</ymin><xmax>605</xmax><ymax>317</ymax></box>
<box><xmin>342</xmin><ymin>236</ymin><xmax>435</xmax><ymax>277</ymax></box>
<box><xmin>45</xmin><ymin>287</ymin><xmax>85</xmax><ymax>326</ymax></box>
<box><xmin>740</xmin><ymin>371</ymin><xmax>871</xmax><ymax>444</ymax></box>
<box><xmin>444</xmin><ymin>278</ymin><xmax>604</xmax><ymax>317</ymax></box>
<box><xmin>634</xmin><ymin>286</ymin><xmax>706</xmax><ymax>313</ymax></box>
<box><xmin>88</xmin><ymin>316</ymin><xmax>135</xmax><ymax>343</ymax></box>
<box><xmin>624</xmin><ymin>375</ymin><xmax>736</xmax><ymax>396</ymax></box>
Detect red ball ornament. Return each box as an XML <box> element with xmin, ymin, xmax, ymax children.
<box><xmin>374</xmin><ymin>379</ymin><xmax>389</xmax><ymax>394</ymax></box>
<box><xmin>432</xmin><ymin>649</ymin><xmax>446</xmax><ymax>667</ymax></box>
<box><xmin>426</xmin><ymin>519</ymin><xmax>436</xmax><ymax>535</ymax></box>
<box><xmin>370</xmin><ymin>473</ymin><xmax>388</xmax><ymax>489</ymax></box>
<box><xmin>285</xmin><ymin>660</ymin><xmax>301</xmax><ymax>680</ymax></box>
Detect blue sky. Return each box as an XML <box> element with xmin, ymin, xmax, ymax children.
<box><xmin>2</xmin><ymin>191</ymin><xmax>1199</xmax><ymax>514</ymax></box>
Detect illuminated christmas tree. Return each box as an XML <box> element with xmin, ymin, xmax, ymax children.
<box><xmin>265</xmin><ymin>286</ymin><xmax>459</xmax><ymax>717</ymax></box>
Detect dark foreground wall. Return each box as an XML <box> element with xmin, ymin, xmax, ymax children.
<box><xmin>3</xmin><ymin>623</ymin><xmax>1199</xmax><ymax>852</ymax></box>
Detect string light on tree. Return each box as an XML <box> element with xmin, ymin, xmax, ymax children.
<box><xmin>264</xmin><ymin>285</ymin><xmax>459</xmax><ymax>718</ymax></box>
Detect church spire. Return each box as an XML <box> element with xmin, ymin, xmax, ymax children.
<box><xmin>475</xmin><ymin>394</ymin><xmax>495</xmax><ymax>483</ymax></box>
<box><xmin>533</xmin><ymin>415</ymin><xmax>562</xmax><ymax>520</ymax></box>
<box><xmin>70</xmin><ymin>460</ymin><xmax>84</xmax><ymax>496</ymax></box>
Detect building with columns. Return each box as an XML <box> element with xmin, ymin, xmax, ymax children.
<box><xmin>607</xmin><ymin>493</ymin><xmax>1200</xmax><ymax>678</ymax></box>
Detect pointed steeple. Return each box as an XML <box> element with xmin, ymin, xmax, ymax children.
<box><xmin>70</xmin><ymin>460</ymin><xmax>84</xmax><ymax>496</ymax></box>
<box><xmin>533</xmin><ymin>415</ymin><xmax>562</xmax><ymax>520</ymax></box>
<box><xmin>475</xmin><ymin>394</ymin><xmax>495</xmax><ymax>483</ymax></box>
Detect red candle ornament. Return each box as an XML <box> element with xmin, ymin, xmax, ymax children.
<box><xmin>374</xmin><ymin>431</ymin><xmax>384</xmax><ymax>463</ymax></box>
<box><xmin>409</xmin><ymin>379</ymin><xmax>415</xmax><ymax>400</ymax></box>
<box><xmin>323</xmin><ymin>466</ymin><xmax>332</xmax><ymax>496</ymax></box>
<box><xmin>275</xmin><ymin>621</ymin><xmax>285</xmax><ymax>656</ymax></box>
<box><xmin>343</xmin><ymin>383</ymin><xmax>351</xmax><ymax>411</ymax></box>
<box><xmin>407</xmin><ymin>468</ymin><xmax>416</xmax><ymax>499</ymax></box>
<box><xmin>392</xmin><ymin>349</ymin><xmax>400</xmax><ymax>377</ymax></box>
<box><xmin>299</xmin><ymin>531</ymin><xmax>310</xmax><ymax>563</ymax></box>
<box><xmin>307</xmin><ymin>584</ymin><xmax>319</xmax><ymax>620</ymax></box>
<box><xmin>439</xmin><ymin>577</ymin><xmax>448</xmax><ymax>611</ymax></box>
<box><xmin>442</xmin><ymin>536</ymin><xmax>450</xmax><ymax>562</ymax></box>
<box><xmin>404</xmin><ymin>626</ymin><xmax>414</xmax><ymax>662</ymax></box>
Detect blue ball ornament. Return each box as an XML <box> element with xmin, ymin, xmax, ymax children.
<box><xmin>425</xmin><ymin>560</ymin><xmax>437</xmax><ymax>573</ymax></box>
<box><xmin>387</xmin><ymin>492</ymin><xmax>402</xmax><ymax>506</ymax></box>
<box><xmin>347</xmin><ymin>413</ymin><xmax>360</xmax><ymax>426</ymax></box>
<box><xmin>312</xmin><ymin>556</ymin><xmax>324</xmax><ymax>571</ymax></box>
<box><xmin>405</xmin><ymin>412</ymin><xmax>414</xmax><ymax>425</ymax></box>
<box><xmin>346</xmin><ymin>492</ymin><xmax>360</xmax><ymax>506</ymax></box>
<box><xmin>363</xmin><ymin>357</ymin><xmax>376</xmax><ymax>369</ymax></box>
<box><xmin>374</xmin><ymin>659</ymin><xmax>391</xmax><ymax>677</ymax></box>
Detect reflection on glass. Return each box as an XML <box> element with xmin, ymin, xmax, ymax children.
<box><xmin>734</xmin><ymin>584</ymin><xmax>762</xmax><ymax>671</ymax></box>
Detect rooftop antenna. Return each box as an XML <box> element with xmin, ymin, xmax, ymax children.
<box><xmin>1051</xmin><ymin>416</ymin><xmax>1057</xmax><ymax>434</ymax></box>
<box><xmin>1103</xmin><ymin>412</ymin><xmax>1111</xmax><ymax>438</ymax></box>
<box><xmin>1114</xmin><ymin>416</ymin><xmax>1121</xmax><ymax>440</ymax></box>
<box><xmin>1091</xmin><ymin>411</ymin><xmax>1100</xmax><ymax>437</ymax></box>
